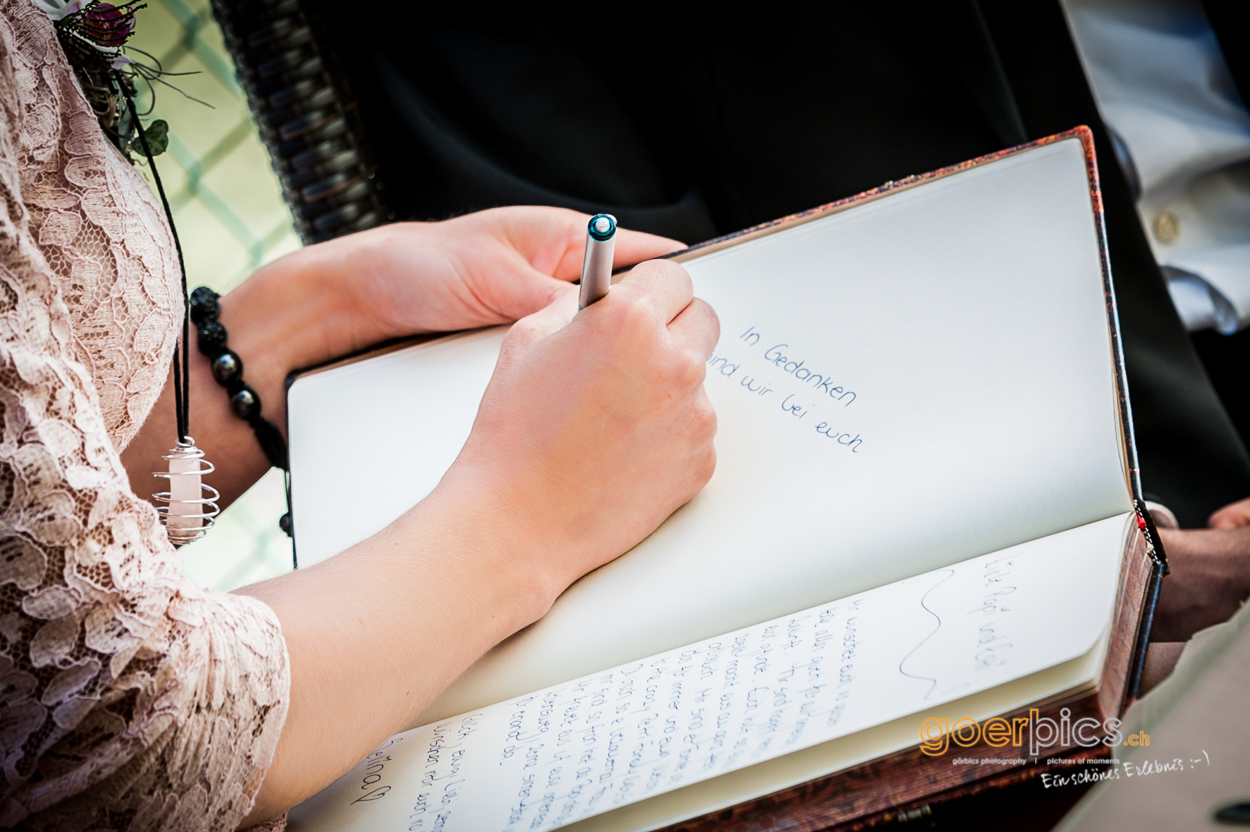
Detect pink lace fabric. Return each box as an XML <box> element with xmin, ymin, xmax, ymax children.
<box><xmin>1</xmin><ymin>3</ymin><xmax>290</xmax><ymax>829</ymax></box>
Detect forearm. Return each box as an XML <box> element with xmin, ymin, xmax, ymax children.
<box><xmin>234</xmin><ymin>475</ymin><xmax>557</xmax><ymax>825</ymax></box>
<box><xmin>112</xmin><ymin>213</ymin><xmax>702</xmax><ymax>827</ymax></box>
<box><xmin>227</xmin><ymin>258</ymin><xmax>718</xmax><ymax>825</ymax></box>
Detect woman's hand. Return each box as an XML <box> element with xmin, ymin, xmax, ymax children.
<box><xmin>238</xmin><ymin>258</ymin><xmax>720</xmax><ymax>822</ymax></box>
<box><xmin>290</xmin><ymin>206</ymin><xmax>686</xmax><ymax>350</ymax></box>
<box><xmin>431</xmin><ymin>258</ymin><xmax>721</xmax><ymax>603</ymax></box>
<box><xmin>122</xmin><ymin>207</ymin><xmax>683</xmax><ymax>509</ymax></box>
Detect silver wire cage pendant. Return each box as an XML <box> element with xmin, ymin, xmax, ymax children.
<box><xmin>153</xmin><ymin>438</ymin><xmax>220</xmax><ymax>546</ymax></box>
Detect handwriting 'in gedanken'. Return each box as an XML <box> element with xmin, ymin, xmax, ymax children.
<box><xmin>706</xmin><ymin>326</ymin><xmax>864</xmax><ymax>452</ymax></box>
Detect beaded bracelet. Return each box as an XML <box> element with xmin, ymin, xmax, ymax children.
<box><xmin>189</xmin><ymin>287</ymin><xmax>289</xmax><ymax>470</ymax></box>
<box><xmin>189</xmin><ymin>287</ymin><xmax>293</xmax><ymax>536</ymax></box>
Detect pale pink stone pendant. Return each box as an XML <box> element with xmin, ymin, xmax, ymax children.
<box><xmin>154</xmin><ymin>438</ymin><xmax>220</xmax><ymax>546</ymax></box>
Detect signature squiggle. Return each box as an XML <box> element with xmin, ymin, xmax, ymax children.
<box><xmin>897</xmin><ymin>569</ymin><xmax>956</xmax><ymax>700</ymax></box>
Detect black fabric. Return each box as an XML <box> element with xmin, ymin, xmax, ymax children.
<box><xmin>1202</xmin><ymin>0</ymin><xmax>1250</xmax><ymax>110</ymax></box>
<box><xmin>310</xmin><ymin>5</ymin><xmax>1007</xmax><ymax>235</ymax></box>
<box><xmin>310</xmin><ymin>0</ymin><xmax>1250</xmax><ymax>526</ymax></box>
<box><xmin>1193</xmin><ymin>328</ymin><xmax>1250</xmax><ymax>461</ymax></box>
<box><xmin>944</xmin><ymin>0</ymin><xmax>1029</xmax><ymax>149</ymax></box>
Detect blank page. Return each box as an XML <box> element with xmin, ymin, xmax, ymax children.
<box><xmin>286</xmin><ymin>137</ymin><xmax>1132</xmax><ymax>725</ymax></box>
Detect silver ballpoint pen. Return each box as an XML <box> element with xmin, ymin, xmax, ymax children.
<box><xmin>578</xmin><ymin>213</ymin><xmax>617</xmax><ymax>309</ymax></box>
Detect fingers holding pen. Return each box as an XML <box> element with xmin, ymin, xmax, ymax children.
<box><xmin>505</xmin><ymin>257</ymin><xmax>717</xmax><ymax>371</ymax></box>
<box><xmin>605</xmin><ymin>258</ymin><xmax>696</xmax><ymax>325</ymax></box>
<box><xmin>462</xmin><ymin>253</ymin><xmax>720</xmax><ymax>587</ymax></box>
<box><xmin>593</xmin><ymin>259</ymin><xmax>720</xmax><ymax>383</ymax></box>
<box><xmin>581</xmin><ymin>258</ymin><xmax>719</xmax><ymax>495</ymax></box>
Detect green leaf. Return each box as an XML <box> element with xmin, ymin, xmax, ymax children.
<box><xmin>143</xmin><ymin>119</ymin><xmax>169</xmax><ymax>156</ymax></box>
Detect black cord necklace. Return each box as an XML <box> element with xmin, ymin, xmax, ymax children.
<box><xmin>117</xmin><ymin>74</ymin><xmax>220</xmax><ymax>545</ymax></box>
<box><xmin>120</xmin><ymin>76</ymin><xmax>188</xmax><ymax>439</ymax></box>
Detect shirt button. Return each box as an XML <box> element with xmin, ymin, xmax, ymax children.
<box><xmin>1154</xmin><ymin>211</ymin><xmax>1181</xmax><ymax>243</ymax></box>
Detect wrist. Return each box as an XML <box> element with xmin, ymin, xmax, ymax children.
<box><xmin>216</xmin><ymin>248</ymin><xmax>361</xmax><ymax>430</ymax></box>
<box><xmin>401</xmin><ymin>471</ymin><xmax>568</xmax><ymax>635</ymax></box>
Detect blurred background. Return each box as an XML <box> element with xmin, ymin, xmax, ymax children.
<box><xmin>131</xmin><ymin>0</ymin><xmax>299</xmax><ymax>590</ymax></box>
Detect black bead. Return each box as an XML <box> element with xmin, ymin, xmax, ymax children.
<box><xmin>188</xmin><ymin>287</ymin><xmax>221</xmax><ymax>325</ymax></box>
<box><xmin>197</xmin><ymin>320</ymin><xmax>228</xmax><ymax>356</ymax></box>
<box><xmin>279</xmin><ymin>512</ymin><xmax>293</xmax><ymax>537</ymax></box>
<box><xmin>230</xmin><ymin>385</ymin><xmax>261</xmax><ymax>420</ymax></box>
<box><xmin>211</xmin><ymin>350</ymin><xmax>243</xmax><ymax>386</ymax></box>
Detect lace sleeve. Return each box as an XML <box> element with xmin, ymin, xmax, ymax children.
<box><xmin>0</xmin><ymin>32</ymin><xmax>290</xmax><ymax>832</ymax></box>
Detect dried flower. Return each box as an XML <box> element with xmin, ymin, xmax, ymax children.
<box><xmin>72</xmin><ymin>1</ymin><xmax>137</xmax><ymax>47</ymax></box>
<box><xmin>33</xmin><ymin>0</ymin><xmax>201</xmax><ymax>163</ymax></box>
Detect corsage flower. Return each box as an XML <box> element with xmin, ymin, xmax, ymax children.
<box><xmin>33</xmin><ymin>0</ymin><xmax>189</xmax><ymax>162</ymax></box>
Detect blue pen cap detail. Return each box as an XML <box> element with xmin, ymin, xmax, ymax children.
<box><xmin>588</xmin><ymin>213</ymin><xmax>617</xmax><ymax>242</ymax></box>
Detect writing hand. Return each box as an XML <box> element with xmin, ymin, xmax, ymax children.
<box><xmin>427</xmin><ymin>258</ymin><xmax>720</xmax><ymax>605</ymax></box>
<box><xmin>156</xmin><ymin>207</ymin><xmax>683</xmax><ymax>509</ymax></box>
<box><xmin>236</xmin><ymin>258</ymin><xmax>718</xmax><ymax>821</ymax></box>
<box><xmin>1152</xmin><ymin>497</ymin><xmax>1250</xmax><ymax>642</ymax></box>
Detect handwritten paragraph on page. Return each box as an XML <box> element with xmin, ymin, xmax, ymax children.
<box><xmin>291</xmin><ymin>514</ymin><xmax>1125</xmax><ymax>832</ymax></box>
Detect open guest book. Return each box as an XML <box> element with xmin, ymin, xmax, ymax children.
<box><xmin>284</xmin><ymin>129</ymin><xmax>1166</xmax><ymax>832</ymax></box>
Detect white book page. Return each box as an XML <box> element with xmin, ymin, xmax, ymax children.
<box><xmin>288</xmin><ymin>513</ymin><xmax>1129</xmax><ymax>832</ymax></box>
<box><xmin>287</xmin><ymin>137</ymin><xmax>1133</xmax><ymax>724</ymax></box>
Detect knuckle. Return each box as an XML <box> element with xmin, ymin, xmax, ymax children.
<box><xmin>505</xmin><ymin>318</ymin><xmax>534</xmax><ymax>343</ymax></box>
<box><xmin>626</xmin><ymin>258</ymin><xmax>692</xmax><ymax>295</ymax></box>
<box><xmin>604</xmin><ymin>294</ymin><xmax>659</xmax><ymax>340</ymax></box>
<box><xmin>503</xmin><ymin>318</ymin><xmax>540</xmax><ymax>352</ymax></box>
<box><xmin>644</xmin><ymin>258</ymin><xmax>691</xmax><ymax>283</ymax></box>
<box><xmin>693</xmin><ymin>297</ymin><xmax>721</xmax><ymax>340</ymax></box>
<box><xmin>672</xmin><ymin>348</ymin><xmax>706</xmax><ymax>389</ymax></box>
<box><xmin>691</xmin><ymin>396</ymin><xmax>717</xmax><ymax>440</ymax></box>
<box><xmin>682</xmin><ymin>444</ymin><xmax>717</xmax><ymax>499</ymax></box>
<box><xmin>696</xmin><ymin>445</ymin><xmax>717</xmax><ymax>486</ymax></box>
